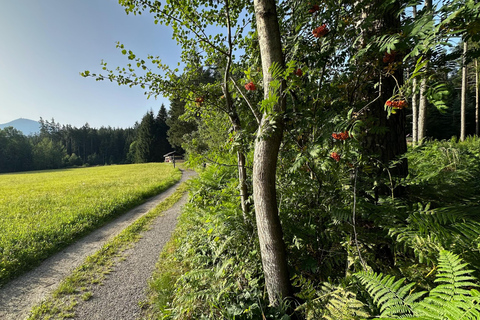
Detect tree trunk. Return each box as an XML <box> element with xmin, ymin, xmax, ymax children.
<box><xmin>412</xmin><ymin>77</ymin><xmax>418</xmax><ymax>145</ymax></box>
<box><xmin>461</xmin><ymin>41</ymin><xmax>467</xmax><ymax>141</ymax></box>
<box><xmin>418</xmin><ymin>75</ymin><xmax>428</xmax><ymax>143</ymax></box>
<box><xmin>228</xmin><ymin>110</ymin><xmax>251</xmax><ymax>221</ymax></box>
<box><xmin>253</xmin><ymin>0</ymin><xmax>291</xmax><ymax>306</ymax></box>
<box><xmin>222</xmin><ymin>1</ymin><xmax>251</xmax><ymax>222</ymax></box>
<box><xmin>476</xmin><ymin>58</ymin><xmax>479</xmax><ymax>136</ymax></box>
<box><xmin>411</xmin><ymin>5</ymin><xmax>418</xmax><ymax>145</ymax></box>
<box><xmin>358</xmin><ymin>0</ymin><xmax>408</xmax><ymax>195</ymax></box>
<box><xmin>237</xmin><ymin>150</ymin><xmax>250</xmax><ymax>217</ymax></box>
<box><xmin>418</xmin><ymin>0</ymin><xmax>432</xmax><ymax>144</ymax></box>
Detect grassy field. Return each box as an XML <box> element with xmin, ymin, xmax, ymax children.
<box><xmin>0</xmin><ymin>163</ymin><xmax>181</xmax><ymax>286</ymax></box>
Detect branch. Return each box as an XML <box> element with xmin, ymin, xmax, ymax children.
<box><xmin>133</xmin><ymin>0</ymin><xmax>230</xmax><ymax>57</ymax></box>
<box><xmin>230</xmin><ymin>76</ymin><xmax>262</xmax><ymax>124</ymax></box>
<box><xmin>356</xmin><ymin>73</ymin><xmax>383</xmax><ymax>117</ymax></box>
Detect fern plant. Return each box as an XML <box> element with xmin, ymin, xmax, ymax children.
<box><xmin>356</xmin><ymin>250</ymin><xmax>480</xmax><ymax>319</ymax></box>
<box><xmin>294</xmin><ymin>277</ymin><xmax>370</xmax><ymax>320</ymax></box>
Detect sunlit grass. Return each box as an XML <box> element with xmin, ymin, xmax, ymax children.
<box><xmin>28</xmin><ymin>182</ymin><xmax>189</xmax><ymax>320</ymax></box>
<box><xmin>0</xmin><ymin>163</ymin><xmax>181</xmax><ymax>286</ymax></box>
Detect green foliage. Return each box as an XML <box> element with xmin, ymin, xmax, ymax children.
<box><xmin>0</xmin><ymin>127</ymin><xmax>33</xmax><ymax>173</ymax></box>
<box><xmin>32</xmin><ymin>137</ymin><xmax>67</xmax><ymax>170</ymax></box>
<box><xmin>294</xmin><ymin>277</ymin><xmax>369</xmax><ymax>320</ymax></box>
<box><xmin>133</xmin><ymin>109</ymin><xmax>172</xmax><ymax>163</ymax></box>
<box><xmin>406</xmin><ymin>138</ymin><xmax>480</xmax><ymax>205</ymax></box>
<box><xmin>356</xmin><ymin>272</ymin><xmax>425</xmax><ymax>317</ymax></box>
<box><xmin>357</xmin><ymin>250</ymin><xmax>480</xmax><ymax>319</ymax></box>
<box><xmin>147</xmin><ymin>164</ymin><xmax>298</xmax><ymax>319</ymax></box>
<box><xmin>0</xmin><ymin>118</ymin><xmax>139</xmax><ymax>173</ymax></box>
<box><xmin>0</xmin><ymin>163</ymin><xmax>181</xmax><ymax>286</ymax></box>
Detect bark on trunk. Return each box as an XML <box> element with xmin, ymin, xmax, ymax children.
<box><xmin>222</xmin><ymin>1</ymin><xmax>251</xmax><ymax>222</ymax></box>
<box><xmin>418</xmin><ymin>0</ymin><xmax>432</xmax><ymax>144</ymax></box>
<box><xmin>418</xmin><ymin>75</ymin><xmax>428</xmax><ymax>143</ymax></box>
<box><xmin>411</xmin><ymin>5</ymin><xmax>418</xmax><ymax>145</ymax></box>
<box><xmin>461</xmin><ymin>41</ymin><xmax>467</xmax><ymax>141</ymax></box>
<box><xmin>476</xmin><ymin>58</ymin><xmax>479</xmax><ymax>136</ymax></box>
<box><xmin>237</xmin><ymin>151</ymin><xmax>249</xmax><ymax>217</ymax></box>
<box><xmin>253</xmin><ymin>0</ymin><xmax>291</xmax><ymax>306</ymax></box>
<box><xmin>412</xmin><ymin>77</ymin><xmax>418</xmax><ymax>145</ymax></box>
<box><xmin>224</xmin><ymin>86</ymin><xmax>251</xmax><ymax>222</ymax></box>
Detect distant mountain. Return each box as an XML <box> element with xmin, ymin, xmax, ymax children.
<box><xmin>0</xmin><ymin>118</ymin><xmax>41</xmax><ymax>136</ymax></box>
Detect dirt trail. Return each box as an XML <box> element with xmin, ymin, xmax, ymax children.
<box><xmin>0</xmin><ymin>169</ymin><xmax>195</xmax><ymax>320</ymax></box>
<box><xmin>74</xmin><ymin>189</ymin><xmax>190</xmax><ymax>320</ymax></box>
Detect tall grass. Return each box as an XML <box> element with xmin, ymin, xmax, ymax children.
<box><xmin>0</xmin><ymin>163</ymin><xmax>181</xmax><ymax>286</ymax></box>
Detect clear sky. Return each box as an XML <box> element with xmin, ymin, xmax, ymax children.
<box><xmin>0</xmin><ymin>0</ymin><xmax>181</xmax><ymax>128</ymax></box>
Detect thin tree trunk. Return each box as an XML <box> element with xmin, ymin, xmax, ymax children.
<box><xmin>418</xmin><ymin>75</ymin><xmax>428</xmax><ymax>143</ymax></box>
<box><xmin>461</xmin><ymin>41</ymin><xmax>467</xmax><ymax>141</ymax></box>
<box><xmin>412</xmin><ymin>77</ymin><xmax>418</xmax><ymax>145</ymax></box>
<box><xmin>253</xmin><ymin>0</ymin><xmax>291</xmax><ymax>306</ymax></box>
<box><xmin>237</xmin><ymin>150</ymin><xmax>250</xmax><ymax>216</ymax></box>
<box><xmin>476</xmin><ymin>58</ymin><xmax>479</xmax><ymax>136</ymax></box>
<box><xmin>412</xmin><ymin>5</ymin><xmax>418</xmax><ymax>145</ymax></box>
<box><xmin>222</xmin><ymin>1</ymin><xmax>251</xmax><ymax>222</ymax></box>
<box><xmin>224</xmin><ymin>89</ymin><xmax>251</xmax><ymax>222</ymax></box>
<box><xmin>229</xmin><ymin>111</ymin><xmax>251</xmax><ymax>221</ymax></box>
<box><xmin>418</xmin><ymin>0</ymin><xmax>432</xmax><ymax>144</ymax></box>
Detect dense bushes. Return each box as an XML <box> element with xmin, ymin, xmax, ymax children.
<box><xmin>147</xmin><ymin>165</ymin><xmax>279</xmax><ymax>319</ymax></box>
<box><xmin>147</xmin><ymin>137</ymin><xmax>480</xmax><ymax>319</ymax></box>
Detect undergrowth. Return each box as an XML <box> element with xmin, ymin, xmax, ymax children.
<box><xmin>145</xmin><ymin>164</ymin><xmax>290</xmax><ymax>319</ymax></box>
<box><xmin>146</xmin><ymin>137</ymin><xmax>480</xmax><ymax>319</ymax></box>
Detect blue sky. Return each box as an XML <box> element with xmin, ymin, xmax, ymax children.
<box><xmin>0</xmin><ymin>0</ymin><xmax>181</xmax><ymax>128</ymax></box>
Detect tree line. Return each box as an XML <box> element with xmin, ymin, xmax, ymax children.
<box><xmin>0</xmin><ymin>104</ymin><xmax>191</xmax><ymax>173</ymax></box>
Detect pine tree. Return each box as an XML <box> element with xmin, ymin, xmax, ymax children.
<box><xmin>154</xmin><ymin>104</ymin><xmax>172</xmax><ymax>161</ymax></box>
<box><xmin>135</xmin><ymin>111</ymin><xmax>156</xmax><ymax>163</ymax></box>
<box><xmin>166</xmin><ymin>98</ymin><xmax>197</xmax><ymax>152</ymax></box>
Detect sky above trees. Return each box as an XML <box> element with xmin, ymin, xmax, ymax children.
<box><xmin>0</xmin><ymin>0</ymin><xmax>181</xmax><ymax>128</ymax></box>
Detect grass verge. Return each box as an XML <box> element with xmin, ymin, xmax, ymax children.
<box><xmin>27</xmin><ymin>181</ymin><xmax>189</xmax><ymax>320</ymax></box>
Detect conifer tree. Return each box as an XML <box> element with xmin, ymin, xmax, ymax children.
<box><xmin>135</xmin><ymin>111</ymin><xmax>156</xmax><ymax>163</ymax></box>
<box><xmin>154</xmin><ymin>104</ymin><xmax>172</xmax><ymax>161</ymax></box>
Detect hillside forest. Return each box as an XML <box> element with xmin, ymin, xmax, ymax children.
<box><xmin>2</xmin><ymin>0</ymin><xmax>480</xmax><ymax>318</ymax></box>
<box><xmin>0</xmin><ymin>103</ymin><xmax>194</xmax><ymax>173</ymax></box>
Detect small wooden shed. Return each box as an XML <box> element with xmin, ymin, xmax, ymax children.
<box><xmin>163</xmin><ymin>151</ymin><xmax>183</xmax><ymax>163</ymax></box>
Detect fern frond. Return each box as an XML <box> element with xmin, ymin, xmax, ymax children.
<box><xmin>431</xmin><ymin>251</ymin><xmax>478</xmax><ymax>301</ymax></box>
<box><xmin>414</xmin><ymin>294</ymin><xmax>480</xmax><ymax>320</ymax></box>
<box><xmin>316</xmin><ymin>282</ymin><xmax>370</xmax><ymax>320</ymax></box>
<box><xmin>413</xmin><ymin>251</ymin><xmax>480</xmax><ymax>320</ymax></box>
<box><xmin>356</xmin><ymin>271</ymin><xmax>426</xmax><ymax>317</ymax></box>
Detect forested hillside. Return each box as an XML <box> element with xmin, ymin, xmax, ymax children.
<box><xmin>0</xmin><ymin>105</ymin><xmax>178</xmax><ymax>173</ymax></box>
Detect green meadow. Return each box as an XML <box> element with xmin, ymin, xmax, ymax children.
<box><xmin>0</xmin><ymin>163</ymin><xmax>181</xmax><ymax>286</ymax></box>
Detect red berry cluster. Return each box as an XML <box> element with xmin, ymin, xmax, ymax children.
<box><xmin>330</xmin><ymin>152</ymin><xmax>341</xmax><ymax>162</ymax></box>
<box><xmin>332</xmin><ymin>131</ymin><xmax>349</xmax><ymax>140</ymax></box>
<box><xmin>386</xmin><ymin>100</ymin><xmax>407</xmax><ymax>110</ymax></box>
<box><xmin>312</xmin><ymin>24</ymin><xmax>329</xmax><ymax>38</ymax></box>
<box><xmin>309</xmin><ymin>4</ymin><xmax>320</xmax><ymax>13</ymax></box>
<box><xmin>383</xmin><ymin>51</ymin><xmax>396</xmax><ymax>64</ymax></box>
<box><xmin>245</xmin><ymin>82</ymin><xmax>256</xmax><ymax>91</ymax></box>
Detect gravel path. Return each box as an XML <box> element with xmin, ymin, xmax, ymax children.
<box><xmin>0</xmin><ymin>169</ymin><xmax>195</xmax><ymax>320</ymax></box>
<box><xmin>73</xmin><ymin>185</ymin><xmax>191</xmax><ymax>320</ymax></box>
